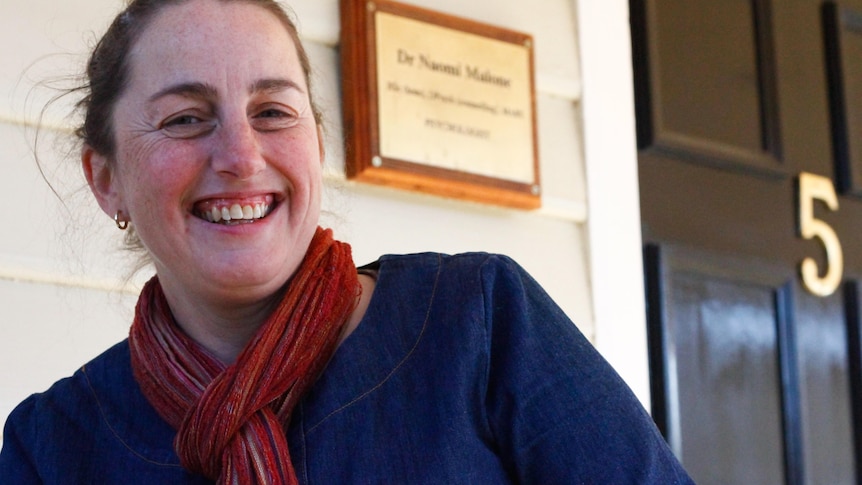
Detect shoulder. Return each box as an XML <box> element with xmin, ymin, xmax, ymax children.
<box><xmin>372</xmin><ymin>251</ymin><xmax>520</xmax><ymax>273</ymax></box>
<box><xmin>6</xmin><ymin>341</ymin><xmax>132</xmax><ymax>428</ymax></box>
<box><xmin>370</xmin><ymin>252</ymin><xmax>532</xmax><ymax>296</ymax></box>
<box><xmin>2</xmin><ymin>341</ymin><xmax>131</xmax><ymax>447</ymax></box>
<box><xmin>365</xmin><ymin>251</ymin><xmax>562</xmax><ymax>344</ymax></box>
<box><xmin>366</xmin><ymin>252</ymin><xmax>539</xmax><ymax>329</ymax></box>
<box><xmin>1</xmin><ymin>340</ymin><xmax>187</xmax><ymax>480</ymax></box>
<box><xmin>0</xmin><ymin>341</ymin><xmax>129</xmax><ymax>478</ymax></box>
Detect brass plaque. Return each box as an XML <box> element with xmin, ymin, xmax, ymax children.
<box><xmin>340</xmin><ymin>0</ymin><xmax>540</xmax><ymax>209</ymax></box>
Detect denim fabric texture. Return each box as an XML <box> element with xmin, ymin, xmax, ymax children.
<box><xmin>0</xmin><ymin>252</ymin><xmax>693</xmax><ymax>484</ymax></box>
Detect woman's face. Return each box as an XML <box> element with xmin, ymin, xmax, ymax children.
<box><xmin>88</xmin><ymin>0</ymin><xmax>323</xmax><ymax>306</ymax></box>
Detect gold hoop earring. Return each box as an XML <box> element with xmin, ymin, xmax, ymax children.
<box><xmin>114</xmin><ymin>211</ymin><xmax>129</xmax><ymax>230</ymax></box>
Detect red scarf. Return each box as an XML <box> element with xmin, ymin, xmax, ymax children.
<box><xmin>129</xmin><ymin>227</ymin><xmax>360</xmax><ymax>484</ymax></box>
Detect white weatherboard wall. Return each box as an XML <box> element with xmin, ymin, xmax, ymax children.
<box><xmin>0</xmin><ymin>0</ymin><xmax>648</xmax><ymax>440</ymax></box>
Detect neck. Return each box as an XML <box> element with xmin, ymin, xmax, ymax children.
<box><xmin>161</xmin><ymin>286</ymin><xmax>283</xmax><ymax>364</ymax></box>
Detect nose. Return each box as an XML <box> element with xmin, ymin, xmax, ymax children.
<box><xmin>210</xmin><ymin>118</ymin><xmax>266</xmax><ymax>179</ymax></box>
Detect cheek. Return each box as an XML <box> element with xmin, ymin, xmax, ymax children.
<box><xmin>269</xmin><ymin>132</ymin><xmax>323</xmax><ymax>189</ymax></box>
<box><xmin>114</xmin><ymin>138</ymin><xmax>203</xmax><ymax>211</ymax></box>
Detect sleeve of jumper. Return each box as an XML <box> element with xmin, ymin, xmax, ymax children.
<box><xmin>478</xmin><ymin>255</ymin><xmax>693</xmax><ymax>484</ymax></box>
<box><xmin>0</xmin><ymin>397</ymin><xmax>43</xmax><ymax>484</ymax></box>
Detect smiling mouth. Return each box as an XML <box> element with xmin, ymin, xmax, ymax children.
<box><xmin>193</xmin><ymin>195</ymin><xmax>275</xmax><ymax>225</ymax></box>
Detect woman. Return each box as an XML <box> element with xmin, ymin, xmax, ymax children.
<box><xmin>0</xmin><ymin>0</ymin><xmax>693</xmax><ymax>483</ymax></box>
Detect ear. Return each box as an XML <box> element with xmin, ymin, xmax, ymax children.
<box><xmin>82</xmin><ymin>144</ymin><xmax>123</xmax><ymax>218</ymax></box>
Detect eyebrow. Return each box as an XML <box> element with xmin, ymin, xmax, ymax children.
<box><xmin>148</xmin><ymin>82</ymin><xmax>218</xmax><ymax>103</ymax></box>
<box><xmin>148</xmin><ymin>78</ymin><xmax>305</xmax><ymax>104</ymax></box>
<box><xmin>251</xmin><ymin>78</ymin><xmax>305</xmax><ymax>95</ymax></box>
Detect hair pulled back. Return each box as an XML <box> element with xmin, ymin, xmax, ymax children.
<box><xmin>78</xmin><ymin>0</ymin><xmax>320</xmax><ymax>159</ymax></box>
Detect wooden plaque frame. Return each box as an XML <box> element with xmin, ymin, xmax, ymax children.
<box><xmin>339</xmin><ymin>0</ymin><xmax>541</xmax><ymax>209</ymax></box>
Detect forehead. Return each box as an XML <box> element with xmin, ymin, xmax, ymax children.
<box><xmin>126</xmin><ymin>0</ymin><xmax>304</xmax><ymax>92</ymax></box>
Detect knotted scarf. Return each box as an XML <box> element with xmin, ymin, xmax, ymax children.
<box><xmin>129</xmin><ymin>227</ymin><xmax>360</xmax><ymax>484</ymax></box>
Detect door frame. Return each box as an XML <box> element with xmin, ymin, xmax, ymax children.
<box><xmin>576</xmin><ymin>0</ymin><xmax>651</xmax><ymax>408</ymax></box>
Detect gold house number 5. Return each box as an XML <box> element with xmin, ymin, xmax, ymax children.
<box><xmin>798</xmin><ymin>172</ymin><xmax>844</xmax><ymax>297</ymax></box>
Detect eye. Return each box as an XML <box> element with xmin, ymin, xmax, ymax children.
<box><xmin>160</xmin><ymin>112</ymin><xmax>215</xmax><ymax>138</ymax></box>
<box><xmin>257</xmin><ymin>109</ymin><xmax>287</xmax><ymax>118</ymax></box>
<box><xmin>165</xmin><ymin>114</ymin><xmax>202</xmax><ymax>126</ymax></box>
<box><xmin>251</xmin><ymin>105</ymin><xmax>299</xmax><ymax>131</ymax></box>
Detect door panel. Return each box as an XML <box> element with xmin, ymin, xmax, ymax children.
<box><xmin>645</xmin><ymin>246</ymin><xmax>801</xmax><ymax>484</ymax></box>
<box><xmin>646</xmin><ymin>245</ymin><xmax>859</xmax><ymax>484</ymax></box>
<box><xmin>845</xmin><ymin>282</ymin><xmax>862</xmax><ymax>478</ymax></box>
<box><xmin>796</xmin><ymin>286</ymin><xmax>854</xmax><ymax>483</ymax></box>
<box><xmin>824</xmin><ymin>2</ymin><xmax>862</xmax><ymax>195</ymax></box>
<box><xmin>631</xmin><ymin>0</ymin><xmax>781</xmax><ymax>172</ymax></box>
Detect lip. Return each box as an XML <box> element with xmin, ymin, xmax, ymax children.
<box><xmin>190</xmin><ymin>191</ymin><xmax>282</xmax><ymax>225</ymax></box>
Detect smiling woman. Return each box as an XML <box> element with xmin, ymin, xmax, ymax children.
<box><xmin>83</xmin><ymin>1</ymin><xmax>329</xmax><ymax>360</ymax></box>
<box><xmin>0</xmin><ymin>0</ymin><xmax>693</xmax><ymax>483</ymax></box>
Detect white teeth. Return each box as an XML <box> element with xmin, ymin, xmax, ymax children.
<box><xmin>200</xmin><ymin>201</ymin><xmax>272</xmax><ymax>223</ymax></box>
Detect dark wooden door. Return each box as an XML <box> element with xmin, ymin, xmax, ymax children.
<box><xmin>631</xmin><ymin>0</ymin><xmax>862</xmax><ymax>483</ymax></box>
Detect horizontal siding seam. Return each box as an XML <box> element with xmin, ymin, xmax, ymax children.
<box><xmin>0</xmin><ymin>266</ymin><xmax>140</xmax><ymax>294</ymax></box>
